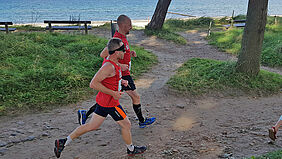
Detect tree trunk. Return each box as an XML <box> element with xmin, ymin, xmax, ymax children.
<box><xmin>236</xmin><ymin>0</ymin><xmax>268</xmax><ymax>76</ymax></box>
<box><xmin>147</xmin><ymin>0</ymin><xmax>172</xmax><ymax>30</ymax></box>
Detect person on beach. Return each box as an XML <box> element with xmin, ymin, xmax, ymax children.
<box><xmin>54</xmin><ymin>38</ymin><xmax>147</xmax><ymax>158</ymax></box>
<box><xmin>78</xmin><ymin>15</ymin><xmax>156</xmax><ymax>128</ymax></box>
<box><xmin>269</xmin><ymin>115</ymin><xmax>282</xmax><ymax>141</ymax></box>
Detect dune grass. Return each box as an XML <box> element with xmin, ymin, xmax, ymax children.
<box><xmin>0</xmin><ymin>32</ymin><xmax>157</xmax><ymax>115</ymax></box>
<box><xmin>167</xmin><ymin>58</ymin><xmax>282</xmax><ymax>96</ymax></box>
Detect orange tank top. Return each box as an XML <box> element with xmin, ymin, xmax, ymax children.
<box><xmin>96</xmin><ymin>60</ymin><xmax>122</xmax><ymax>107</ymax></box>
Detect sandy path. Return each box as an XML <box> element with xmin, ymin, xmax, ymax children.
<box><xmin>0</xmin><ymin>29</ymin><xmax>281</xmax><ymax>159</ymax></box>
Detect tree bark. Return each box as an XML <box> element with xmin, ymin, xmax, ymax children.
<box><xmin>236</xmin><ymin>0</ymin><xmax>268</xmax><ymax>76</ymax></box>
<box><xmin>147</xmin><ymin>0</ymin><xmax>172</xmax><ymax>30</ymax></box>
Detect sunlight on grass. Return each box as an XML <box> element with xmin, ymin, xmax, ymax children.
<box><xmin>168</xmin><ymin>58</ymin><xmax>282</xmax><ymax>96</ymax></box>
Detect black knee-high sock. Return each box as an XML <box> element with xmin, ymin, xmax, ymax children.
<box><xmin>133</xmin><ymin>104</ymin><xmax>145</xmax><ymax>123</ymax></box>
<box><xmin>86</xmin><ymin>104</ymin><xmax>97</xmax><ymax>119</ymax></box>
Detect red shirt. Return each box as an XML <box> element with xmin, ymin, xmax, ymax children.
<box><xmin>113</xmin><ymin>31</ymin><xmax>131</xmax><ymax>76</ymax></box>
<box><xmin>96</xmin><ymin>60</ymin><xmax>122</xmax><ymax>107</ymax></box>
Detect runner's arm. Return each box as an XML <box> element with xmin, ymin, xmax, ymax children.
<box><xmin>121</xmin><ymin>79</ymin><xmax>128</xmax><ymax>87</ymax></box>
<box><xmin>100</xmin><ymin>47</ymin><xmax>109</xmax><ymax>58</ymax></box>
<box><xmin>90</xmin><ymin>63</ymin><xmax>123</xmax><ymax>100</ymax></box>
<box><xmin>130</xmin><ymin>50</ymin><xmax>137</xmax><ymax>57</ymax></box>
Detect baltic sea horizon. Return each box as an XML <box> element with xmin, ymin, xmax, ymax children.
<box><xmin>0</xmin><ymin>0</ymin><xmax>281</xmax><ymax>24</ymax></box>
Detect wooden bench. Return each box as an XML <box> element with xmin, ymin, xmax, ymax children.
<box><xmin>111</xmin><ymin>20</ymin><xmax>118</xmax><ymax>37</ymax></box>
<box><xmin>0</xmin><ymin>22</ymin><xmax>16</xmax><ymax>33</ymax></box>
<box><xmin>44</xmin><ymin>20</ymin><xmax>92</xmax><ymax>34</ymax></box>
<box><xmin>223</xmin><ymin>19</ymin><xmax>246</xmax><ymax>29</ymax></box>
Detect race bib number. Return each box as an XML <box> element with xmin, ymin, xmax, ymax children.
<box><xmin>118</xmin><ymin>70</ymin><xmax>122</xmax><ymax>91</ymax></box>
<box><xmin>129</xmin><ymin>61</ymin><xmax>131</xmax><ymax>71</ymax></box>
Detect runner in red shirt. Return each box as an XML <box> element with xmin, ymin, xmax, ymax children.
<box><xmin>54</xmin><ymin>38</ymin><xmax>146</xmax><ymax>158</ymax></box>
<box><xmin>78</xmin><ymin>15</ymin><xmax>156</xmax><ymax>128</ymax></box>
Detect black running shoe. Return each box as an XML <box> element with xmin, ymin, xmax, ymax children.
<box><xmin>54</xmin><ymin>138</ymin><xmax>66</xmax><ymax>158</ymax></box>
<box><xmin>127</xmin><ymin>145</ymin><xmax>147</xmax><ymax>156</ymax></box>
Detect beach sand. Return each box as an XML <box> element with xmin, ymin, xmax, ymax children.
<box><xmin>11</xmin><ymin>15</ymin><xmax>282</xmax><ymax>28</ymax></box>
<box><xmin>13</xmin><ymin>19</ymin><xmax>151</xmax><ymax>28</ymax></box>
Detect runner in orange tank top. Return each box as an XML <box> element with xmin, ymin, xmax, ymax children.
<box><xmin>54</xmin><ymin>38</ymin><xmax>147</xmax><ymax>158</ymax></box>
<box><xmin>79</xmin><ymin>15</ymin><xmax>156</xmax><ymax>128</ymax></box>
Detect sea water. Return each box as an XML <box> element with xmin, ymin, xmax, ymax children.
<box><xmin>0</xmin><ymin>0</ymin><xmax>281</xmax><ymax>24</ymax></box>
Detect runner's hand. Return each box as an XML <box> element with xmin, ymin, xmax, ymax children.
<box><xmin>130</xmin><ymin>51</ymin><xmax>137</xmax><ymax>57</ymax></box>
<box><xmin>120</xmin><ymin>64</ymin><xmax>129</xmax><ymax>71</ymax></box>
<box><xmin>121</xmin><ymin>80</ymin><xmax>128</xmax><ymax>87</ymax></box>
<box><xmin>112</xmin><ymin>91</ymin><xmax>124</xmax><ymax>100</ymax></box>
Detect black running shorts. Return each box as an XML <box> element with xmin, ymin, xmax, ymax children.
<box><xmin>94</xmin><ymin>103</ymin><xmax>127</xmax><ymax>121</ymax></box>
<box><xmin>121</xmin><ymin>75</ymin><xmax>136</xmax><ymax>91</ymax></box>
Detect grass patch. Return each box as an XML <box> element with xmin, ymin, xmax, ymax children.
<box><xmin>247</xmin><ymin>150</ymin><xmax>282</xmax><ymax>159</ymax></box>
<box><xmin>167</xmin><ymin>58</ymin><xmax>282</xmax><ymax>95</ymax></box>
<box><xmin>208</xmin><ymin>23</ymin><xmax>282</xmax><ymax>67</ymax></box>
<box><xmin>144</xmin><ymin>17</ymin><xmax>214</xmax><ymax>45</ymax></box>
<box><xmin>95</xmin><ymin>22</ymin><xmax>144</xmax><ymax>30</ymax></box>
<box><xmin>208</xmin><ymin>28</ymin><xmax>243</xmax><ymax>54</ymax></box>
<box><xmin>13</xmin><ymin>25</ymin><xmax>45</xmax><ymax>31</ymax></box>
<box><xmin>0</xmin><ymin>32</ymin><xmax>157</xmax><ymax>115</ymax></box>
<box><xmin>164</xmin><ymin>17</ymin><xmax>214</xmax><ymax>31</ymax></box>
<box><xmin>93</xmin><ymin>22</ymin><xmax>111</xmax><ymax>29</ymax></box>
<box><xmin>144</xmin><ymin>28</ymin><xmax>187</xmax><ymax>45</ymax></box>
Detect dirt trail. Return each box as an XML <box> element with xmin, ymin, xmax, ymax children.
<box><xmin>0</xmin><ymin>29</ymin><xmax>281</xmax><ymax>159</ymax></box>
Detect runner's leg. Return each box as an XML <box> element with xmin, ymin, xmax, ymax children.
<box><xmin>274</xmin><ymin>115</ymin><xmax>282</xmax><ymax>132</ymax></box>
<box><xmin>117</xmin><ymin>117</ymin><xmax>132</xmax><ymax>145</ymax></box>
<box><xmin>70</xmin><ymin>113</ymin><xmax>105</xmax><ymax>140</ymax></box>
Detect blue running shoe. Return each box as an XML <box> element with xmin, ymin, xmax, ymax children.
<box><xmin>77</xmin><ymin>110</ymin><xmax>87</xmax><ymax>125</ymax></box>
<box><xmin>139</xmin><ymin>117</ymin><xmax>156</xmax><ymax>128</ymax></box>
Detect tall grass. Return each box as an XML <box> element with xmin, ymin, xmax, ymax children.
<box><xmin>0</xmin><ymin>32</ymin><xmax>157</xmax><ymax>115</ymax></box>
<box><xmin>167</xmin><ymin>58</ymin><xmax>282</xmax><ymax>95</ymax></box>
